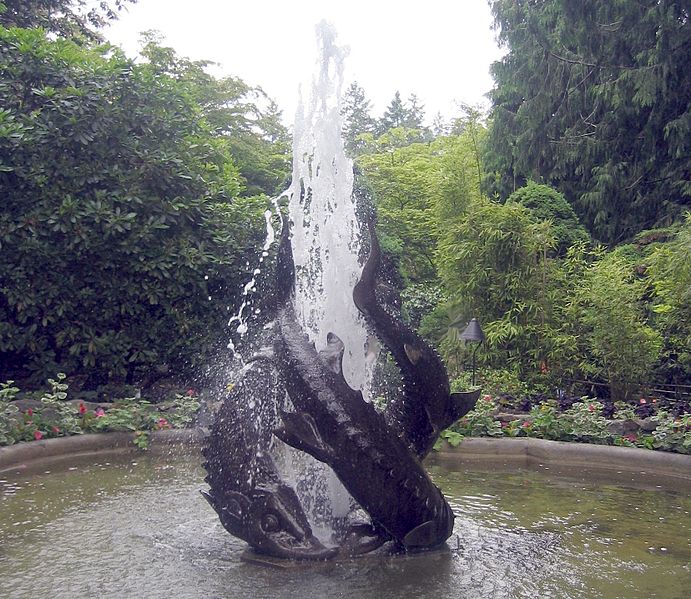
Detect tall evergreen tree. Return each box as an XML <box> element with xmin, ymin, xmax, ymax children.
<box><xmin>486</xmin><ymin>0</ymin><xmax>690</xmax><ymax>243</ymax></box>
<box><xmin>378</xmin><ymin>91</ymin><xmax>409</xmax><ymax>133</ymax></box>
<box><xmin>341</xmin><ymin>81</ymin><xmax>375</xmax><ymax>155</ymax></box>
<box><xmin>432</xmin><ymin>112</ymin><xmax>449</xmax><ymax>137</ymax></box>
<box><xmin>404</xmin><ymin>94</ymin><xmax>426</xmax><ymax>129</ymax></box>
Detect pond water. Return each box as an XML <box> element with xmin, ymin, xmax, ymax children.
<box><xmin>1</xmin><ymin>448</ymin><xmax>689</xmax><ymax>598</ymax></box>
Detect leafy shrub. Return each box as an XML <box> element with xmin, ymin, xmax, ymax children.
<box><xmin>0</xmin><ymin>376</ymin><xmax>200</xmax><ymax>447</ymax></box>
<box><xmin>436</xmin><ymin>396</ymin><xmax>689</xmax><ymax>454</ymax></box>
<box><xmin>0</xmin><ymin>27</ymin><xmax>272</xmax><ymax>385</ymax></box>
<box><xmin>559</xmin><ymin>400</ymin><xmax>611</xmax><ymax>443</ymax></box>
<box><xmin>646</xmin><ymin>214</ymin><xmax>691</xmax><ymax>386</ymax></box>
<box><xmin>564</xmin><ymin>252</ymin><xmax>662</xmax><ymax>400</ymax></box>
<box><xmin>507</xmin><ymin>182</ymin><xmax>590</xmax><ymax>256</ymax></box>
<box><xmin>453</xmin><ymin>395</ymin><xmax>503</xmax><ymax>437</ymax></box>
<box><xmin>0</xmin><ymin>380</ymin><xmax>20</xmax><ymax>445</ymax></box>
<box><xmin>648</xmin><ymin>412</ymin><xmax>691</xmax><ymax>454</ymax></box>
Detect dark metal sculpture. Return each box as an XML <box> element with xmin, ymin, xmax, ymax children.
<box><xmin>202</xmin><ymin>212</ymin><xmax>479</xmax><ymax>560</ymax></box>
<box><xmin>201</xmin><ymin>364</ymin><xmax>337</xmax><ymax>560</ymax></box>
<box><xmin>354</xmin><ymin>217</ymin><xmax>480</xmax><ymax>459</ymax></box>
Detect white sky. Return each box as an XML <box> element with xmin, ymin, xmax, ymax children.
<box><xmin>105</xmin><ymin>0</ymin><xmax>505</xmax><ymax>126</ymax></box>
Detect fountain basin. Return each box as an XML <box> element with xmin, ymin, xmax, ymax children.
<box><xmin>1</xmin><ymin>434</ymin><xmax>690</xmax><ymax>598</ymax></box>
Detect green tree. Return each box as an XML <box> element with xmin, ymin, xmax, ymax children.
<box><xmin>378</xmin><ymin>91</ymin><xmax>408</xmax><ymax>133</ymax></box>
<box><xmin>563</xmin><ymin>251</ymin><xmax>663</xmax><ymax>400</ymax></box>
<box><xmin>357</xmin><ymin>141</ymin><xmax>440</xmax><ymax>282</ymax></box>
<box><xmin>507</xmin><ymin>182</ymin><xmax>590</xmax><ymax>255</ymax></box>
<box><xmin>646</xmin><ymin>214</ymin><xmax>691</xmax><ymax>386</ymax></box>
<box><xmin>341</xmin><ymin>81</ymin><xmax>376</xmax><ymax>155</ymax></box>
<box><xmin>0</xmin><ymin>26</ymin><xmax>269</xmax><ymax>385</ymax></box>
<box><xmin>0</xmin><ymin>0</ymin><xmax>135</xmax><ymax>40</ymax></box>
<box><xmin>486</xmin><ymin>0</ymin><xmax>690</xmax><ymax>243</ymax></box>
<box><xmin>138</xmin><ymin>33</ymin><xmax>290</xmax><ymax>197</ymax></box>
<box><xmin>403</xmin><ymin>93</ymin><xmax>426</xmax><ymax>131</ymax></box>
<box><xmin>436</xmin><ymin>198</ymin><xmax>556</xmax><ymax>374</ymax></box>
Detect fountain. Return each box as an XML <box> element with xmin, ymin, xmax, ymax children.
<box><xmin>1</xmin><ymin>22</ymin><xmax>690</xmax><ymax>598</ymax></box>
<box><xmin>201</xmin><ymin>21</ymin><xmax>479</xmax><ymax>561</ymax></box>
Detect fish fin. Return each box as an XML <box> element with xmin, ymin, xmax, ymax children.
<box><xmin>449</xmin><ymin>389</ymin><xmax>481</xmax><ymax>421</ymax></box>
<box><xmin>318</xmin><ymin>332</ymin><xmax>345</xmax><ymax>375</ymax></box>
<box><xmin>402</xmin><ymin>520</ymin><xmax>442</xmax><ymax>548</ymax></box>
<box><xmin>403</xmin><ymin>343</ymin><xmax>423</xmax><ymax>365</ymax></box>
<box><xmin>274</xmin><ymin>411</ymin><xmax>334</xmax><ymax>465</ymax></box>
<box><xmin>201</xmin><ymin>490</ymin><xmax>246</xmax><ymax>537</ymax></box>
<box><xmin>200</xmin><ymin>489</ymin><xmax>216</xmax><ymax>509</ymax></box>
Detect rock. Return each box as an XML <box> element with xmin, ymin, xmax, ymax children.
<box><xmin>639</xmin><ymin>417</ymin><xmax>658</xmax><ymax>433</ymax></box>
<box><xmin>8</xmin><ymin>399</ymin><xmax>44</xmax><ymax>414</ymax></box>
<box><xmin>608</xmin><ymin>419</ymin><xmax>641</xmax><ymax>436</ymax></box>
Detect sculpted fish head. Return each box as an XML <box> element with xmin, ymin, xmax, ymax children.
<box><xmin>202</xmin><ymin>485</ymin><xmax>336</xmax><ymax>560</ymax></box>
<box><xmin>449</xmin><ymin>388</ymin><xmax>482</xmax><ymax>421</ymax></box>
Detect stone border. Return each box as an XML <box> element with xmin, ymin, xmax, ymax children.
<box><xmin>0</xmin><ymin>429</ymin><xmax>204</xmax><ymax>474</ymax></box>
<box><xmin>2</xmin><ymin>432</ymin><xmax>690</xmax><ymax>486</ymax></box>
<box><xmin>432</xmin><ymin>437</ymin><xmax>691</xmax><ymax>484</ymax></box>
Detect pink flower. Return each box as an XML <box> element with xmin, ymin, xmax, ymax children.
<box><xmin>95</xmin><ymin>408</ymin><xmax>105</xmax><ymax>418</ymax></box>
<box><xmin>34</xmin><ymin>430</ymin><xmax>43</xmax><ymax>441</ymax></box>
<box><xmin>522</xmin><ymin>421</ymin><xmax>532</xmax><ymax>428</ymax></box>
<box><xmin>78</xmin><ymin>402</ymin><xmax>87</xmax><ymax>415</ymax></box>
<box><xmin>639</xmin><ymin>398</ymin><xmax>647</xmax><ymax>405</ymax></box>
<box><xmin>588</xmin><ymin>404</ymin><xmax>595</xmax><ymax>412</ymax></box>
<box><xmin>26</xmin><ymin>408</ymin><xmax>33</xmax><ymax>417</ymax></box>
<box><xmin>623</xmin><ymin>433</ymin><xmax>638</xmax><ymax>443</ymax></box>
<box><xmin>52</xmin><ymin>426</ymin><xmax>60</xmax><ymax>433</ymax></box>
<box><xmin>156</xmin><ymin>418</ymin><xmax>171</xmax><ymax>430</ymax></box>
<box><xmin>186</xmin><ymin>388</ymin><xmax>197</xmax><ymax>397</ymax></box>
<box><xmin>482</xmin><ymin>395</ymin><xmax>492</xmax><ymax>402</ymax></box>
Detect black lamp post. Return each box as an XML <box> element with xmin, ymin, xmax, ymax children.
<box><xmin>459</xmin><ymin>318</ymin><xmax>485</xmax><ymax>386</ymax></box>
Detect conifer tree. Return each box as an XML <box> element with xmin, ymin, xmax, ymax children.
<box><xmin>341</xmin><ymin>82</ymin><xmax>376</xmax><ymax>155</ymax></box>
<box><xmin>486</xmin><ymin>0</ymin><xmax>690</xmax><ymax>243</ymax></box>
<box><xmin>378</xmin><ymin>91</ymin><xmax>409</xmax><ymax>133</ymax></box>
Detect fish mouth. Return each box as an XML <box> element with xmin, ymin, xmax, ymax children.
<box><xmin>259</xmin><ymin>533</ymin><xmax>338</xmax><ymax>561</ymax></box>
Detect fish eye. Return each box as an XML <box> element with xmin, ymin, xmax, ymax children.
<box><xmin>261</xmin><ymin>512</ymin><xmax>281</xmax><ymax>533</ymax></box>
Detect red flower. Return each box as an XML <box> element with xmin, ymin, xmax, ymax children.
<box><xmin>33</xmin><ymin>430</ymin><xmax>43</xmax><ymax>440</ymax></box>
<box><xmin>95</xmin><ymin>408</ymin><xmax>105</xmax><ymax>418</ymax></box>
<box><xmin>156</xmin><ymin>417</ymin><xmax>171</xmax><ymax>430</ymax></box>
<box><xmin>588</xmin><ymin>404</ymin><xmax>595</xmax><ymax>412</ymax></box>
<box><xmin>623</xmin><ymin>433</ymin><xmax>638</xmax><ymax>443</ymax></box>
<box><xmin>78</xmin><ymin>402</ymin><xmax>87</xmax><ymax>415</ymax></box>
<box><xmin>26</xmin><ymin>408</ymin><xmax>33</xmax><ymax>417</ymax></box>
<box><xmin>522</xmin><ymin>421</ymin><xmax>532</xmax><ymax>428</ymax></box>
<box><xmin>52</xmin><ymin>426</ymin><xmax>60</xmax><ymax>433</ymax></box>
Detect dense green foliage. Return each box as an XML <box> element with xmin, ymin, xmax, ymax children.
<box><xmin>0</xmin><ymin>0</ymin><xmax>135</xmax><ymax>41</ymax></box>
<box><xmin>486</xmin><ymin>0</ymin><xmax>690</xmax><ymax>243</ymax></box>
<box><xmin>438</xmin><ymin>395</ymin><xmax>691</xmax><ymax>454</ymax></box>
<box><xmin>0</xmin><ymin>24</ymin><xmax>288</xmax><ymax>386</ymax></box>
<box><xmin>1</xmin><ymin>0</ymin><xmax>687</xmax><ymax>415</ymax></box>
<box><xmin>346</xmin><ymin>76</ymin><xmax>689</xmax><ymax>401</ymax></box>
<box><xmin>0</xmin><ymin>373</ymin><xmax>200</xmax><ymax>448</ymax></box>
<box><xmin>506</xmin><ymin>182</ymin><xmax>589</xmax><ymax>255</ymax></box>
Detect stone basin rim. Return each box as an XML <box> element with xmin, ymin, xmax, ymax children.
<box><xmin>433</xmin><ymin>437</ymin><xmax>691</xmax><ymax>485</ymax></box>
<box><xmin>0</xmin><ymin>429</ymin><xmax>205</xmax><ymax>474</ymax></box>
<box><xmin>1</xmin><ymin>431</ymin><xmax>689</xmax><ymax>483</ymax></box>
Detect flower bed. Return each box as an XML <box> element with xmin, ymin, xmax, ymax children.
<box><xmin>436</xmin><ymin>394</ymin><xmax>691</xmax><ymax>454</ymax></box>
<box><xmin>1</xmin><ymin>375</ymin><xmax>200</xmax><ymax>449</ymax></box>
